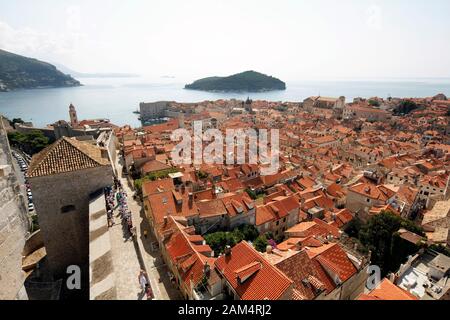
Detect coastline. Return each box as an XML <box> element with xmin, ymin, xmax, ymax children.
<box><xmin>0</xmin><ymin>83</ymin><xmax>83</xmax><ymax>93</ymax></box>
<box><xmin>183</xmin><ymin>87</ymin><xmax>287</xmax><ymax>93</ymax></box>
<box><xmin>1</xmin><ymin>77</ymin><xmax>449</xmax><ymax>128</ymax></box>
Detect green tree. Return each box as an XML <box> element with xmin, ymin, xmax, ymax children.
<box><xmin>8</xmin><ymin>118</ymin><xmax>25</xmax><ymax>127</ymax></box>
<box><xmin>264</xmin><ymin>232</ymin><xmax>275</xmax><ymax>241</ymax></box>
<box><xmin>245</xmin><ymin>188</ymin><xmax>264</xmax><ymax>200</ymax></box>
<box><xmin>204</xmin><ymin>232</ymin><xmax>237</xmax><ymax>256</ymax></box>
<box><xmin>27</xmin><ymin>130</ymin><xmax>50</xmax><ymax>153</ymax></box>
<box><xmin>134</xmin><ymin>178</ymin><xmax>144</xmax><ymax>194</ymax></box>
<box><xmin>344</xmin><ymin>217</ymin><xmax>362</xmax><ymax>238</ymax></box>
<box><xmin>196</xmin><ymin>170</ymin><xmax>209</xmax><ymax>180</ymax></box>
<box><xmin>204</xmin><ymin>225</ymin><xmax>260</xmax><ymax>255</ymax></box>
<box><xmin>239</xmin><ymin>225</ymin><xmax>259</xmax><ymax>242</ymax></box>
<box><xmin>253</xmin><ymin>235</ymin><xmax>268</xmax><ymax>253</ymax></box>
<box><xmin>368</xmin><ymin>99</ymin><xmax>380</xmax><ymax>107</ymax></box>
<box><xmin>245</xmin><ymin>188</ymin><xmax>257</xmax><ymax>200</ymax></box>
<box><xmin>394</xmin><ymin>100</ymin><xmax>419</xmax><ymax>115</ymax></box>
<box><xmin>8</xmin><ymin>130</ymin><xmax>50</xmax><ymax>155</ymax></box>
<box><xmin>146</xmin><ymin>168</ymin><xmax>179</xmax><ymax>181</ymax></box>
<box><xmin>358</xmin><ymin>211</ymin><xmax>424</xmax><ymax>276</ymax></box>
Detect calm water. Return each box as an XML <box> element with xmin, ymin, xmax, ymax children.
<box><xmin>1</xmin><ymin>77</ymin><xmax>450</xmax><ymax>128</ymax></box>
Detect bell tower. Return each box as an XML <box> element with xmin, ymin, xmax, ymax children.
<box><xmin>69</xmin><ymin>103</ymin><xmax>78</xmax><ymax>127</ymax></box>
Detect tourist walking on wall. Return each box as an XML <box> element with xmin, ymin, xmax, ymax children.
<box><xmin>138</xmin><ymin>270</ymin><xmax>148</xmax><ymax>293</ymax></box>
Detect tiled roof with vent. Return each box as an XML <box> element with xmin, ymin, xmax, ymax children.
<box><xmin>274</xmin><ymin>250</ymin><xmax>325</xmax><ymax>300</ymax></box>
<box><xmin>215</xmin><ymin>241</ymin><xmax>293</xmax><ymax>300</ymax></box>
<box><xmin>163</xmin><ymin>216</ymin><xmax>215</xmax><ymax>290</ymax></box>
<box><xmin>28</xmin><ymin>137</ymin><xmax>110</xmax><ymax>178</ymax></box>
<box><xmin>305</xmin><ymin>243</ymin><xmax>358</xmax><ymax>293</ymax></box>
<box><xmin>146</xmin><ymin>190</ymin><xmax>198</xmax><ymax>227</ymax></box>
<box><xmin>357</xmin><ymin>278</ymin><xmax>418</xmax><ymax>300</ymax></box>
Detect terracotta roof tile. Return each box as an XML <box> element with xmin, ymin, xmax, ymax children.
<box><xmin>357</xmin><ymin>278</ymin><xmax>418</xmax><ymax>300</ymax></box>
<box><xmin>29</xmin><ymin>137</ymin><xmax>110</xmax><ymax>178</ymax></box>
<box><xmin>215</xmin><ymin>242</ymin><xmax>293</xmax><ymax>300</ymax></box>
<box><xmin>274</xmin><ymin>250</ymin><xmax>325</xmax><ymax>300</ymax></box>
<box><xmin>305</xmin><ymin>243</ymin><xmax>358</xmax><ymax>292</ymax></box>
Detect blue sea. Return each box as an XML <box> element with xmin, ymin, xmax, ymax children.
<box><xmin>1</xmin><ymin>77</ymin><xmax>449</xmax><ymax>128</ymax></box>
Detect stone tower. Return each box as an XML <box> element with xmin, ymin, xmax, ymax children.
<box><xmin>28</xmin><ymin>137</ymin><xmax>113</xmax><ymax>297</ymax></box>
<box><xmin>69</xmin><ymin>103</ymin><xmax>78</xmax><ymax>128</ymax></box>
<box><xmin>245</xmin><ymin>97</ymin><xmax>253</xmax><ymax>113</ymax></box>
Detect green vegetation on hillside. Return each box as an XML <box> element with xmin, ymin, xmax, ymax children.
<box><xmin>185</xmin><ymin>71</ymin><xmax>286</xmax><ymax>92</ymax></box>
<box><xmin>0</xmin><ymin>49</ymin><xmax>81</xmax><ymax>92</ymax></box>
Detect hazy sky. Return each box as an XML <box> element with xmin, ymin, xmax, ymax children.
<box><xmin>1</xmin><ymin>0</ymin><xmax>449</xmax><ymax>81</ymax></box>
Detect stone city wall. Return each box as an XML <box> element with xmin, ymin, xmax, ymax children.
<box><xmin>0</xmin><ymin>117</ymin><xmax>30</xmax><ymax>300</ymax></box>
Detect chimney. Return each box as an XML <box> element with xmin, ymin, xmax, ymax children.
<box><xmin>163</xmin><ymin>216</ymin><xmax>168</xmax><ymax>226</ymax></box>
<box><xmin>189</xmin><ymin>192</ymin><xmax>194</xmax><ymax>203</ymax></box>
<box><xmin>387</xmin><ymin>272</ymin><xmax>394</xmax><ymax>283</ymax></box>
<box><xmin>224</xmin><ymin>245</ymin><xmax>231</xmax><ymax>256</ymax></box>
<box><xmin>266</xmin><ymin>245</ymin><xmax>273</xmax><ymax>254</ymax></box>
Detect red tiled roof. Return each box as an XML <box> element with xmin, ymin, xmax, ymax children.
<box><xmin>255</xmin><ymin>195</ymin><xmax>300</xmax><ymax>226</ymax></box>
<box><xmin>274</xmin><ymin>250</ymin><xmax>325</xmax><ymax>300</ymax></box>
<box><xmin>256</xmin><ymin>205</ymin><xmax>275</xmax><ymax>226</ymax></box>
<box><xmin>146</xmin><ymin>190</ymin><xmax>198</xmax><ymax>226</ymax></box>
<box><xmin>305</xmin><ymin>243</ymin><xmax>358</xmax><ymax>292</ymax></box>
<box><xmin>286</xmin><ymin>218</ymin><xmax>340</xmax><ymax>239</ymax></box>
<box><xmin>221</xmin><ymin>193</ymin><xmax>255</xmax><ymax>217</ymax></box>
<box><xmin>215</xmin><ymin>242</ymin><xmax>293</xmax><ymax>300</ymax></box>
<box><xmin>349</xmin><ymin>182</ymin><xmax>394</xmax><ymax>201</ymax></box>
<box><xmin>141</xmin><ymin>160</ymin><xmax>172</xmax><ymax>174</ymax></box>
<box><xmin>142</xmin><ymin>178</ymin><xmax>175</xmax><ymax>197</ymax></box>
<box><xmin>163</xmin><ymin>217</ymin><xmax>216</xmax><ymax>291</ymax></box>
<box><xmin>196</xmin><ymin>199</ymin><xmax>227</xmax><ymax>218</ymax></box>
<box><xmin>235</xmin><ymin>261</ymin><xmax>262</xmax><ymax>283</ymax></box>
<box><xmin>329</xmin><ymin>209</ymin><xmax>354</xmax><ymax>228</ymax></box>
<box><xmin>28</xmin><ymin>137</ymin><xmax>110</xmax><ymax>177</ymax></box>
<box><xmin>357</xmin><ymin>278</ymin><xmax>418</xmax><ymax>300</ymax></box>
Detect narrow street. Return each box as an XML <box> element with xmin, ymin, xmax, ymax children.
<box><xmin>110</xmin><ymin>151</ymin><xmax>182</xmax><ymax>300</ymax></box>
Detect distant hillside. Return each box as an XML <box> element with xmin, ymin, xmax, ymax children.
<box><xmin>185</xmin><ymin>71</ymin><xmax>286</xmax><ymax>92</ymax></box>
<box><xmin>52</xmin><ymin>63</ymin><xmax>139</xmax><ymax>79</ymax></box>
<box><xmin>0</xmin><ymin>49</ymin><xmax>81</xmax><ymax>92</ymax></box>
